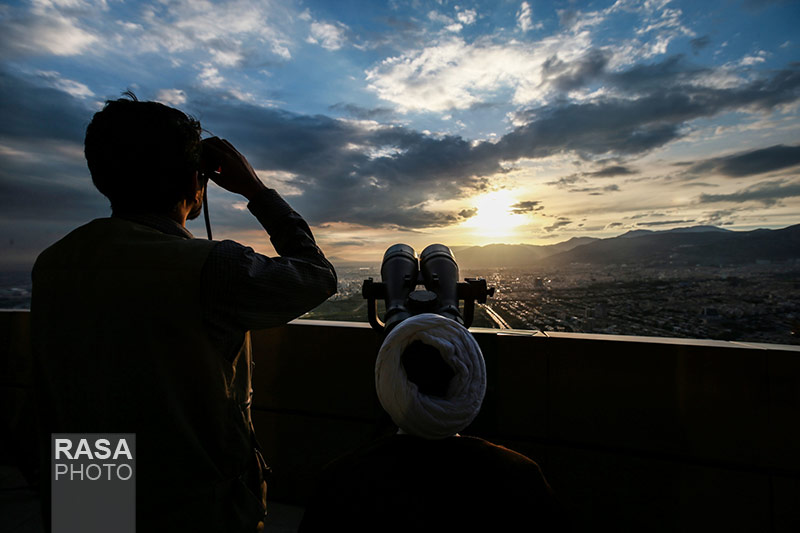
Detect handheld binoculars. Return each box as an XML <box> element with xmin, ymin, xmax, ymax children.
<box><xmin>362</xmin><ymin>243</ymin><xmax>495</xmax><ymax>334</ymax></box>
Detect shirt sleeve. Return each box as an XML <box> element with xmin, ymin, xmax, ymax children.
<box><xmin>201</xmin><ymin>188</ymin><xmax>337</xmax><ymax>341</ymax></box>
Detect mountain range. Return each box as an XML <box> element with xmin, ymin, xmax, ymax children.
<box><xmin>453</xmin><ymin>224</ymin><xmax>800</xmax><ymax>269</ymax></box>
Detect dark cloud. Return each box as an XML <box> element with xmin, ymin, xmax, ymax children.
<box><xmin>0</xmin><ymin>151</ymin><xmax>102</xmax><ymax>222</ymax></box>
<box><xmin>603</xmin><ymin>55</ymin><xmax>709</xmax><ymax>94</ymax></box>
<box><xmin>509</xmin><ymin>200</ymin><xmax>543</xmax><ymax>214</ymax></box>
<box><xmin>458</xmin><ymin>207</ymin><xmax>478</xmax><ymax>219</ymax></box>
<box><xmin>194</xmin><ymin>97</ymin><xmax>501</xmax><ymax>228</ymax></box>
<box><xmin>0</xmin><ymin>143</ymin><xmax>107</xmax><ymax>269</ymax></box>
<box><xmin>544</xmin><ymin>217</ymin><xmax>572</xmax><ymax>232</ymax></box>
<box><xmin>569</xmin><ymin>184</ymin><xmax>620</xmax><ymax>195</ymax></box>
<box><xmin>690</xmin><ymin>36</ymin><xmax>711</xmax><ymax>55</ymax></box>
<box><xmin>697</xmin><ymin>179</ymin><xmax>800</xmax><ymax>206</ymax></box>
<box><xmin>541</xmin><ymin>48</ymin><xmax>611</xmax><ymax>92</ymax></box>
<box><xmin>557</xmin><ymin>9</ymin><xmax>579</xmax><ymax>29</ymax></box>
<box><xmin>0</xmin><ymin>70</ymin><xmax>92</xmax><ymax>141</ymax></box>
<box><xmin>329</xmin><ymin>240</ymin><xmax>367</xmax><ymax>247</ymax></box>
<box><xmin>328</xmin><ymin>103</ymin><xmax>396</xmax><ymax>121</ymax></box>
<box><xmin>546</xmin><ymin>174</ymin><xmax>584</xmax><ymax>188</ymax></box>
<box><xmin>504</xmin><ymin>62</ymin><xmax>800</xmax><ymax>161</ymax></box>
<box><xmin>675</xmin><ymin>181</ymin><xmax>720</xmax><ymax>188</ymax></box>
<box><xmin>626</xmin><ymin>212</ymin><xmax>668</xmax><ymax>220</ymax></box>
<box><xmin>636</xmin><ymin>219</ymin><xmax>694</xmax><ymax>226</ymax></box>
<box><xmin>547</xmin><ymin>166</ymin><xmax>633</xmax><ymax>191</ymax></box>
<box><xmin>681</xmin><ymin>144</ymin><xmax>800</xmax><ymax>177</ymax></box>
<box><xmin>605</xmin><ymin>222</ymin><xmax>624</xmax><ymax>229</ymax></box>
<box><xmin>0</xmin><ymin>72</ymin><xmax>103</xmax><ymax>223</ymax></box>
<box><xmin>586</xmin><ymin>165</ymin><xmax>636</xmax><ymax>177</ymax></box>
<box><xmin>698</xmin><ymin>208</ymin><xmax>739</xmax><ymax>225</ymax></box>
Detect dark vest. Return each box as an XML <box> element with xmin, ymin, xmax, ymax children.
<box><xmin>32</xmin><ymin>217</ymin><xmax>266</xmax><ymax>532</ymax></box>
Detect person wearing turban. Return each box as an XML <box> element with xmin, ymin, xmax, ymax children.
<box><xmin>299</xmin><ymin>313</ymin><xmax>566</xmax><ymax>531</ymax></box>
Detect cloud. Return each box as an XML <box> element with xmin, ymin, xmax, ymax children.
<box><xmin>698</xmin><ymin>208</ymin><xmax>739</xmax><ymax>225</ymax></box>
<box><xmin>365</xmin><ymin>32</ymin><xmax>594</xmax><ymax>112</ymax></box>
<box><xmin>4</xmin><ymin>0</ymin><xmax>297</xmax><ymax>68</ymax></box>
<box><xmin>156</xmin><ymin>89</ymin><xmax>187</xmax><ymax>106</ymax></box>
<box><xmin>426</xmin><ymin>7</ymin><xmax>477</xmax><ymax>33</ymax></box>
<box><xmin>690</xmin><ymin>35</ymin><xmax>711</xmax><ymax>55</ymax></box>
<box><xmin>635</xmin><ymin>219</ymin><xmax>694</xmax><ymax>226</ymax></box>
<box><xmin>541</xmin><ymin>48</ymin><xmax>611</xmax><ymax>93</ymax></box>
<box><xmin>195</xmin><ymin>99</ymin><xmax>499</xmax><ymax>229</ymax></box>
<box><xmin>509</xmin><ymin>200</ymin><xmax>544</xmax><ymax>214</ymax></box>
<box><xmin>697</xmin><ymin>179</ymin><xmax>800</xmax><ymax>206</ymax></box>
<box><xmin>0</xmin><ymin>2</ymin><xmax>99</xmax><ymax>58</ymax></box>
<box><xmin>739</xmin><ymin>50</ymin><xmax>769</xmax><ymax>67</ymax></box>
<box><xmin>0</xmin><ymin>135</ymin><xmax>106</xmax><ymax>268</ymax></box>
<box><xmin>544</xmin><ymin>217</ymin><xmax>572</xmax><ymax>232</ymax></box>
<box><xmin>308</xmin><ymin>20</ymin><xmax>349</xmax><ymax>50</ymax></box>
<box><xmin>328</xmin><ymin>103</ymin><xmax>396</xmax><ymax>121</ymax></box>
<box><xmin>0</xmin><ymin>70</ymin><xmax>92</xmax><ymax>142</ymax></box>
<box><xmin>681</xmin><ymin>144</ymin><xmax>800</xmax><ymax>177</ymax></box>
<box><xmin>328</xmin><ymin>240</ymin><xmax>367</xmax><ymax>247</ymax></box>
<box><xmin>503</xmin><ymin>62</ymin><xmax>800</xmax><ymax>160</ymax></box>
<box><xmin>138</xmin><ymin>0</ymin><xmax>293</xmax><ymax>61</ymax></box>
<box><xmin>0</xmin><ymin>141</ymin><xmax>101</xmax><ymax>222</ymax></box>
<box><xmin>458</xmin><ymin>207</ymin><xmax>478</xmax><ymax>219</ymax></box>
<box><xmin>517</xmin><ymin>2</ymin><xmax>542</xmax><ymax>32</ymax></box>
<box><xmin>36</xmin><ymin>71</ymin><xmax>95</xmax><ymax>99</ymax></box>
<box><xmin>198</xmin><ymin>65</ymin><xmax>225</xmax><ymax>89</ymax></box>
<box><xmin>585</xmin><ymin>165</ymin><xmax>636</xmax><ymax>177</ymax></box>
<box><xmin>456</xmin><ymin>8</ymin><xmax>477</xmax><ymax>26</ymax></box>
<box><xmin>0</xmin><ymin>70</ymin><xmax>110</xmax><ymax>269</ymax></box>
<box><xmin>573</xmin><ymin>184</ymin><xmax>620</xmax><ymax>195</ymax></box>
<box><xmin>0</xmin><ymin>65</ymin><xmax>491</xmax><ymax>233</ymax></box>
<box><xmin>366</xmin><ymin>4</ymin><xmax>717</xmax><ymax>115</ymax></box>
<box><xmin>546</xmin><ymin>174</ymin><xmax>585</xmax><ymax>188</ymax></box>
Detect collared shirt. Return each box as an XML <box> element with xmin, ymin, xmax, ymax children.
<box><xmin>115</xmin><ymin>187</ymin><xmax>337</xmax><ymax>361</ymax></box>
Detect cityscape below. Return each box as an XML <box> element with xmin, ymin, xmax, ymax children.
<box><xmin>304</xmin><ymin>224</ymin><xmax>800</xmax><ymax>346</ymax></box>
<box><xmin>305</xmin><ymin>262</ymin><xmax>800</xmax><ymax>346</ymax></box>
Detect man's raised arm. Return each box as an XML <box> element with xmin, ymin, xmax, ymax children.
<box><xmin>200</xmin><ymin>137</ymin><xmax>337</xmax><ymax>332</ymax></box>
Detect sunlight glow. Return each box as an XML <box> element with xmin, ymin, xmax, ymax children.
<box><xmin>462</xmin><ymin>189</ymin><xmax>527</xmax><ymax>240</ymax></box>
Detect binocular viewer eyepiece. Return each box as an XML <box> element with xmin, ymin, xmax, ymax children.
<box><xmin>362</xmin><ymin>243</ymin><xmax>495</xmax><ymax>334</ymax></box>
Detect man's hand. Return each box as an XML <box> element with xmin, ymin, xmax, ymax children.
<box><xmin>201</xmin><ymin>137</ymin><xmax>267</xmax><ymax>200</ymax></box>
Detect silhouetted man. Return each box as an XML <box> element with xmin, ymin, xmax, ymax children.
<box><xmin>32</xmin><ymin>94</ymin><xmax>337</xmax><ymax>532</ymax></box>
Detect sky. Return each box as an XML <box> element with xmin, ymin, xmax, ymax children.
<box><xmin>1</xmin><ymin>0</ymin><xmax>799</xmax><ymax>267</ymax></box>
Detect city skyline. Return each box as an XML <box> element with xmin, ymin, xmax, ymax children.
<box><xmin>1</xmin><ymin>0</ymin><xmax>799</xmax><ymax>268</ymax></box>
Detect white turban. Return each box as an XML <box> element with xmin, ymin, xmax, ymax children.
<box><xmin>375</xmin><ymin>313</ymin><xmax>486</xmax><ymax>439</ymax></box>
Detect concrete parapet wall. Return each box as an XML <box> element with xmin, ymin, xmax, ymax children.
<box><xmin>3</xmin><ymin>311</ymin><xmax>799</xmax><ymax>531</ymax></box>
<box><xmin>250</xmin><ymin>320</ymin><xmax>800</xmax><ymax>531</ymax></box>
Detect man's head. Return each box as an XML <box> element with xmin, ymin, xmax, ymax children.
<box><xmin>375</xmin><ymin>313</ymin><xmax>486</xmax><ymax>439</ymax></box>
<box><xmin>402</xmin><ymin>340</ymin><xmax>456</xmax><ymax>398</ymax></box>
<box><xmin>85</xmin><ymin>92</ymin><xmax>203</xmax><ymax>215</ymax></box>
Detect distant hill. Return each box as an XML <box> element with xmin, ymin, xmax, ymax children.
<box><xmin>330</xmin><ymin>225</ymin><xmax>799</xmax><ymax>271</ymax></box>
<box><xmin>618</xmin><ymin>225</ymin><xmax>733</xmax><ymax>239</ymax></box>
<box><xmin>450</xmin><ymin>225</ymin><xmax>800</xmax><ymax>269</ymax></box>
<box><xmin>541</xmin><ymin>224</ymin><xmax>800</xmax><ymax>267</ymax></box>
<box><xmin>453</xmin><ymin>237</ymin><xmax>599</xmax><ymax>268</ymax></box>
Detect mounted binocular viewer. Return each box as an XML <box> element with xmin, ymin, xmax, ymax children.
<box><xmin>362</xmin><ymin>243</ymin><xmax>495</xmax><ymax>334</ymax></box>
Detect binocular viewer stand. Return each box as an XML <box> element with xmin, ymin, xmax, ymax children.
<box><xmin>362</xmin><ymin>243</ymin><xmax>495</xmax><ymax>334</ymax></box>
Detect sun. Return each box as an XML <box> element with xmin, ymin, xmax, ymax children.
<box><xmin>462</xmin><ymin>190</ymin><xmax>526</xmax><ymax>241</ymax></box>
